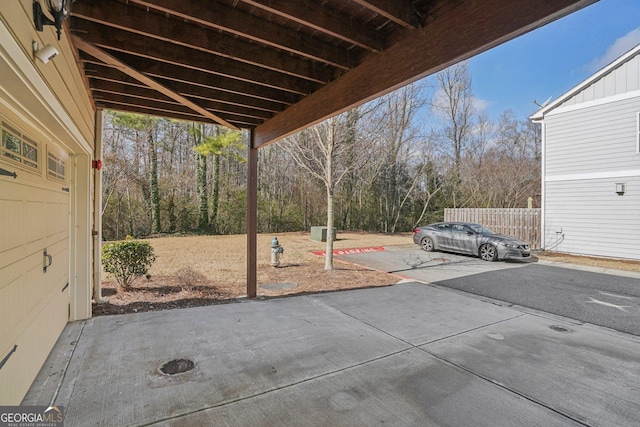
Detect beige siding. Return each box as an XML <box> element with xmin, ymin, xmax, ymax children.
<box><xmin>1</xmin><ymin>2</ymin><xmax>95</xmax><ymax>147</ymax></box>
<box><xmin>0</xmin><ymin>3</ymin><xmax>95</xmax><ymax>405</ymax></box>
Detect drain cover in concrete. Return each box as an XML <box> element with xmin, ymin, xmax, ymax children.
<box><xmin>159</xmin><ymin>359</ymin><xmax>195</xmax><ymax>375</ymax></box>
<box><xmin>260</xmin><ymin>282</ymin><xmax>297</xmax><ymax>290</ymax></box>
<box><xmin>549</xmin><ymin>325</ymin><xmax>574</xmax><ymax>333</ymax></box>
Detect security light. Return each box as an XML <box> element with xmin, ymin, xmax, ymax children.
<box><xmin>33</xmin><ymin>42</ymin><xmax>59</xmax><ymax>64</ymax></box>
<box><xmin>33</xmin><ymin>0</ymin><xmax>73</xmax><ymax>41</ymax></box>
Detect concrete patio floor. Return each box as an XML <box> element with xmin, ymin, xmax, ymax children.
<box><xmin>24</xmin><ymin>281</ymin><xmax>640</xmax><ymax>426</ymax></box>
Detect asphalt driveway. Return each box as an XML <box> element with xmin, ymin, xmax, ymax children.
<box><xmin>338</xmin><ymin>246</ymin><xmax>640</xmax><ymax>336</ymax></box>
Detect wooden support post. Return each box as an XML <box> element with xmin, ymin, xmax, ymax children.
<box><xmin>247</xmin><ymin>129</ymin><xmax>258</xmax><ymax>298</ymax></box>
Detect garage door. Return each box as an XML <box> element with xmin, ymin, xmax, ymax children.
<box><xmin>0</xmin><ymin>119</ymin><xmax>70</xmax><ymax>405</ymax></box>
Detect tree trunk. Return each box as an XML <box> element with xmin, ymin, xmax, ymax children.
<box><xmin>196</xmin><ymin>124</ymin><xmax>209</xmax><ymax>232</ymax></box>
<box><xmin>324</xmin><ymin>131</ymin><xmax>335</xmax><ymax>270</ymax></box>
<box><xmin>325</xmin><ymin>185</ymin><xmax>334</xmax><ymax>270</ymax></box>
<box><xmin>197</xmin><ymin>152</ymin><xmax>208</xmax><ymax>231</ymax></box>
<box><xmin>210</xmin><ymin>153</ymin><xmax>220</xmax><ymax>233</ymax></box>
<box><xmin>150</xmin><ymin>132</ymin><xmax>161</xmax><ymax>234</ymax></box>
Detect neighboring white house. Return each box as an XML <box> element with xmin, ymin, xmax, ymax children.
<box><xmin>532</xmin><ymin>43</ymin><xmax>640</xmax><ymax>260</ymax></box>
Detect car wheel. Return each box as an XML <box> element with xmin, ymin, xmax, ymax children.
<box><xmin>421</xmin><ymin>237</ymin><xmax>435</xmax><ymax>252</ymax></box>
<box><xmin>479</xmin><ymin>244</ymin><xmax>498</xmax><ymax>261</ymax></box>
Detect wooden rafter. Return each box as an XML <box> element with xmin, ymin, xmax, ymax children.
<box><xmin>72</xmin><ymin>0</ymin><xmax>337</xmax><ymax>84</ymax></box>
<box><xmin>72</xmin><ymin>35</ymin><xmax>238</xmax><ymax>129</ymax></box>
<box><xmin>242</xmin><ymin>0</ymin><xmax>385</xmax><ymax>51</ymax></box>
<box><xmin>125</xmin><ymin>0</ymin><xmax>359</xmax><ymax>69</ymax></box>
<box><xmin>69</xmin><ymin>0</ymin><xmax>597</xmax><ymax>132</ymax></box>
<box><xmin>253</xmin><ymin>0</ymin><xmax>597</xmax><ymax>146</ymax></box>
<box><xmin>72</xmin><ymin>20</ymin><xmax>318</xmax><ymax>96</ymax></box>
<box><xmin>349</xmin><ymin>0</ymin><xmax>422</xmax><ymax>28</ymax></box>
<box><xmin>82</xmin><ymin>54</ymin><xmax>299</xmax><ymax>106</ymax></box>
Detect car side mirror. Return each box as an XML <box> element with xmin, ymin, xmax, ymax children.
<box><xmin>465</xmin><ymin>231</ymin><xmax>474</xmax><ymax>235</ymax></box>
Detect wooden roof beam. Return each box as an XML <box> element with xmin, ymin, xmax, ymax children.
<box><xmin>94</xmin><ymin>94</ymin><xmax>211</xmax><ymax>118</ymax></box>
<box><xmin>71</xmin><ymin>20</ymin><xmax>319</xmax><ymax>95</ymax></box>
<box><xmin>86</xmin><ymin>68</ymin><xmax>284</xmax><ymax>113</ymax></box>
<box><xmin>126</xmin><ymin>0</ymin><xmax>359</xmax><ymax>69</ymax></box>
<box><xmin>82</xmin><ymin>53</ymin><xmax>299</xmax><ymax>106</ymax></box>
<box><xmin>350</xmin><ymin>0</ymin><xmax>423</xmax><ymax>28</ymax></box>
<box><xmin>254</xmin><ymin>0</ymin><xmax>596</xmax><ymax>146</ymax></box>
<box><xmin>72</xmin><ymin>0</ymin><xmax>337</xmax><ymax>84</ymax></box>
<box><xmin>95</xmin><ymin>102</ymin><xmax>218</xmax><ymax>124</ymax></box>
<box><xmin>90</xmin><ymin>80</ymin><xmax>274</xmax><ymax>120</ymax></box>
<box><xmin>242</xmin><ymin>0</ymin><xmax>385</xmax><ymax>51</ymax></box>
<box><xmin>71</xmin><ymin>35</ymin><xmax>238</xmax><ymax>129</ymax></box>
<box><xmin>96</xmin><ymin>97</ymin><xmax>262</xmax><ymax>127</ymax></box>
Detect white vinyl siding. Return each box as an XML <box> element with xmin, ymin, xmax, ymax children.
<box><xmin>562</xmin><ymin>54</ymin><xmax>640</xmax><ymax>107</ymax></box>
<box><xmin>544</xmin><ymin>177</ymin><xmax>640</xmax><ymax>259</ymax></box>
<box><xmin>637</xmin><ymin>112</ymin><xmax>640</xmax><ymax>153</ymax></box>
<box><xmin>544</xmin><ymin>97</ymin><xmax>640</xmax><ymax>177</ymax></box>
<box><xmin>541</xmin><ymin>47</ymin><xmax>640</xmax><ymax>260</ymax></box>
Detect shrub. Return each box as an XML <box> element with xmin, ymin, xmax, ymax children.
<box><xmin>174</xmin><ymin>266</ymin><xmax>208</xmax><ymax>292</ymax></box>
<box><xmin>102</xmin><ymin>238</ymin><xmax>156</xmax><ymax>289</ymax></box>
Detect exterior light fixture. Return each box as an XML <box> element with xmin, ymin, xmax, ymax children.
<box><xmin>615</xmin><ymin>183</ymin><xmax>625</xmax><ymax>196</ymax></box>
<box><xmin>33</xmin><ymin>0</ymin><xmax>73</xmax><ymax>41</ymax></box>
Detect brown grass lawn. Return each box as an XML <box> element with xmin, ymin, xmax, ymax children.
<box><xmin>95</xmin><ymin>231</ymin><xmax>413</xmax><ymax>315</ymax></box>
<box><xmin>96</xmin><ymin>231</ymin><xmax>640</xmax><ymax>316</ymax></box>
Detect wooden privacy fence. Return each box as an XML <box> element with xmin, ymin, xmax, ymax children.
<box><xmin>444</xmin><ymin>208</ymin><xmax>541</xmax><ymax>249</ymax></box>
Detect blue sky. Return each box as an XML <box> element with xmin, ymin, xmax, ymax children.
<box><xmin>466</xmin><ymin>0</ymin><xmax>640</xmax><ymax>120</ymax></box>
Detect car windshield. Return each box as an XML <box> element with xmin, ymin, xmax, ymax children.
<box><xmin>468</xmin><ymin>224</ymin><xmax>495</xmax><ymax>234</ymax></box>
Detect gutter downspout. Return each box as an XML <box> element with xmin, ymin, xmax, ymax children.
<box><xmin>93</xmin><ymin>109</ymin><xmax>108</xmax><ymax>304</ymax></box>
<box><xmin>531</xmin><ymin>114</ymin><xmax>546</xmax><ymax>251</ymax></box>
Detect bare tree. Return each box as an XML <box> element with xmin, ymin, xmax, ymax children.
<box><xmin>431</xmin><ymin>61</ymin><xmax>475</xmax><ymax>207</ymax></box>
<box><xmin>280</xmin><ymin>109</ymin><xmax>365</xmax><ymax>270</ymax></box>
<box><xmin>362</xmin><ymin>84</ymin><xmax>430</xmax><ymax>232</ymax></box>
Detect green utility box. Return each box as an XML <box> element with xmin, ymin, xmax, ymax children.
<box><xmin>310</xmin><ymin>226</ymin><xmax>336</xmax><ymax>242</ymax></box>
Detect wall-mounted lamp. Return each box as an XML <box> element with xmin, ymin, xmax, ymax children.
<box><xmin>32</xmin><ymin>41</ymin><xmax>59</xmax><ymax>64</ymax></box>
<box><xmin>33</xmin><ymin>0</ymin><xmax>73</xmax><ymax>41</ymax></box>
<box><xmin>615</xmin><ymin>183</ymin><xmax>625</xmax><ymax>196</ymax></box>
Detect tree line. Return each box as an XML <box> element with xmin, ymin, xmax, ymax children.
<box><xmin>101</xmin><ymin>62</ymin><xmax>541</xmax><ymax>241</ymax></box>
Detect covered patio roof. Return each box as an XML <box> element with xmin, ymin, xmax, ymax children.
<box><xmin>67</xmin><ymin>0</ymin><xmax>596</xmax><ymax>296</ymax></box>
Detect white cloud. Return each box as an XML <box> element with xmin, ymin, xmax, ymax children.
<box><xmin>589</xmin><ymin>27</ymin><xmax>640</xmax><ymax>71</ymax></box>
<box><xmin>472</xmin><ymin>97</ymin><xmax>492</xmax><ymax>114</ymax></box>
<box><xmin>431</xmin><ymin>88</ymin><xmax>492</xmax><ymax>117</ymax></box>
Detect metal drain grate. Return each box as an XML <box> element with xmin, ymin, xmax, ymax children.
<box><xmin>159</xmin><ymin>358</ymin><xmax>194</xmax><ymax>375</ymax></box>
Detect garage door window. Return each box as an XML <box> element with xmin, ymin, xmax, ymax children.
<box><xmin>1</xmin><ymin>121</ymin><xmax>39</xmax><ymax>170</ymax></box>
<box><xmin>47</xmin><ymin>150</ymin><xmax>67</xmax><ymax>182</ymax></box>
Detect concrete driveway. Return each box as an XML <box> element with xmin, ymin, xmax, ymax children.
<box><xmin>24</xmin><ymin>281</ymin><xmax>640</xmax><ymax>426</ymax></box>
<box><xmin>338</xmin><ymin>245</ymin><xmax>534</xmax><ymax>283</ymax></box>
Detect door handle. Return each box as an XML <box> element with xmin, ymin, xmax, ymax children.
<box><xmin>43</xmin><ymin>249</ymin><xmax>53</xmax><ymax>273</ymax></box>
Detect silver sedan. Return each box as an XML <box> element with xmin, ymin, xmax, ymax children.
<box><xmin>413</xmin><ymin>222</ymin><xmax>531</xmax><ymax>261</ymax></box>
